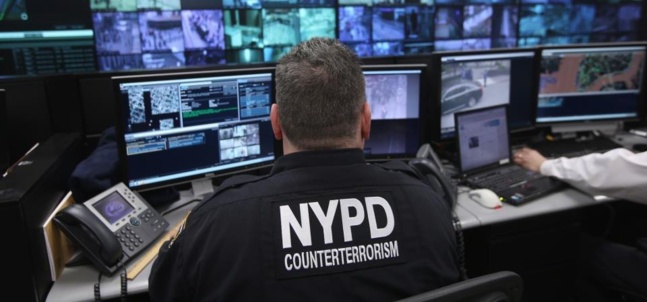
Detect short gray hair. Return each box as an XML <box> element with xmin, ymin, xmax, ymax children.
<box><xmin>276</xmin><ymin>37</ymin><xmax>366</xmax><ymax>150</ymax></box>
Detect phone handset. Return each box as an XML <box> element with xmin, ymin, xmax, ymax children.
<box><xmin>416</xmin><ymin>143</ymin><xmax>447</xmax><ymax>175</ymax></box>
<box><xmin>54</xmin><ymin>204</ymin><xmax>124</xmax><ymax>269</ymax></box>
<box><xmin>54</xmin><ymin>183</ymin><xmax>169</xmax><ymax>275</ymax></box>
<box><xmin>409</xmin><ymin>143</ymin><xmax>458</xmax><ymax>210</ymax></box>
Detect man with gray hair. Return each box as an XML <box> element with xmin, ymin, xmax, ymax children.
<box><xmin>149</xmin><ymin>37</ymin><xmax>459</xmax><ymax>301</ymax></box>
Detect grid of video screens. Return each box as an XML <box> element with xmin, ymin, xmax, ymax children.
<box><xmin>362</xmin><ymin>64</ymin><xmax>424</xmax><ymax>160</ymax></box>
<box><xmin>536</xmin><ymin>44</ymin><xmax>646</xmax><ymax>125</ymax></box>
<box><xmin>432</xmin><ymin>3</ymin><xmax>520</xmax><ymax>52</ymax></box>
<box><xmin>435</xmin><ymin>49</ymin><xmax>538</xmax><ymax>140</ymax></box>
<box><xmin>87</xmin><ymin>0</ymin><xmax>645</xmax><ymax>72</ymax></box>
<box><xmin>518</xmin><ymin>2</ymin><xmax>643</xmax><ymax>47</ymax></box>
<box><xmin>91</xmin><ymin>0</ymin><xmax>336</xmax><ymax>71</ymax></box>
<box><xmin>112</xmin><ymin>67</ymin><xmax>276</xmax><ymax>191</ymax></box>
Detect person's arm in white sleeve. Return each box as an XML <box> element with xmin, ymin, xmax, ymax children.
<box><xmin>514</xmin><ymin>147</ymin><xmax>647</xmax><ymax>205</ymax></box>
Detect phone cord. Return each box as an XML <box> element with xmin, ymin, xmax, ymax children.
<box><xmin>121</xmin><ymin>271</ymin><xmax>128</xmax><ymax>301</ymax></box>
<box><xmin>120</xmin><ymin>261</ymin><xmax>128</xmax><ymax>301</ymax></box>
<box><xmin>94</xmin><ymin>272</ymin><xmax>102</xmax><ymax>301</ymax></box>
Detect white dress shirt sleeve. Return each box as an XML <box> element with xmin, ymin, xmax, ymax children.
<box><xmin>540</xmin><ymin>148</ymin><xmax>647</xmax><ymax>205</ymax></box>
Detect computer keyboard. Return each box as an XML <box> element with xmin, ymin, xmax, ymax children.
<box><xmin>529</xmin><ymin>136</ymin><xmax>623</xmax><ymax>158</ymax></box>
<box><xmin>467</xmin><ymin>165</ymin><xmax>542</xmax><ymax>192</ymax></box>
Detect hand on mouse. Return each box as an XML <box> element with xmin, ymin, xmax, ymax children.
<box><xmin>513</xmin><ymin>147</ymin><xmax>546</xmax><ymax>173</ymax></box>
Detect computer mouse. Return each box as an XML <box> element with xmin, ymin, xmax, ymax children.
<box><xmin>633</xmin><ymin>143</ymin><xmax>647</xmax><ymax>152</ymax></box>
<box><xmin>468</xmin><ymin>189</ymin><xmax>502</xmax><ymax>209</ymax></box>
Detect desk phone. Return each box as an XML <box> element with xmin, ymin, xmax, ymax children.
<box><xmin>54</xmin><ymin>183</ymin><xmax>169</xmax><ymax>275</ymax></box>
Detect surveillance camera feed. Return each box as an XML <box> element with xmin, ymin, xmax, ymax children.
<box><xmin>362</xmin><ymin>66</ymin><xmax>422</xmax><ymax>160</ymax></box>
<box><xmin>2</xmin><ymin>0</ymin><xmax>646</xmax><ymax>75</ymax></box>
<box><xmin>0</xmin><ymin>0</ymin><xmax>27</xmax><ymax>20</ymax></box>
<box><xmin>431</xmin><ymin>4</ymin><xmax>519</xmax><ymax>52</ymax></box>
<box><xmin>439</xmin><ymin>50</ymin><xmax>537</xmax><ymax>140</ymax></box>
<box><xmin>516</xmin><ymin>2</ymin><xmax>643</xmax><ymax>46</ymax></box>
<box><xmin>87</xmin><ymin>0</ymin><xmax>336</xmax><ymax>71</ymax></box>
<box><xmin>113</xmin><ymin>68</ymin><xmax>276</xmax><ymax>191</ymax></box>
<box><xmin>536</xmin><ymin>45</ymin><xmax>646</xmax><ymax>124</ymax></box>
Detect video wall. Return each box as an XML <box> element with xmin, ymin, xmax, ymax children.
<box><xmin>0</xmin><ymin>0</ymin><xmax>645</xmax><ymax>74</ymax></box>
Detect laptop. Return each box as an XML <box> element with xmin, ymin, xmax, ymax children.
<box><xmin>455</xmin><ymin>105</ymin><xmax>564</xmax><ymax>205</ymax></box>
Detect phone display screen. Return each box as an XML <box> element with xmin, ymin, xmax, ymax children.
<box><xmin>92</xmin><ymin>191</ymin><xmax>135</xmax><ymax>224</ymax></box>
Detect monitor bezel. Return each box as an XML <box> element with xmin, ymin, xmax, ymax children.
<box><xmin>111</xmin><ymin>66</ymin><xmax>279</xmax><ymax>192</ymax></box>
<box><xmin>430</xmin><ymin>47</ymin><xmax>541</xmax><ymax>142</ymax></box>
<box><xmin>534</xmin><ymin>41</ymin><xmax>647</xmax><ymax>128</ymax></box>
<box><xmin>360</xmin><ymin>63</ymin><xmax>429</xmax><ymax>162</ymax></box>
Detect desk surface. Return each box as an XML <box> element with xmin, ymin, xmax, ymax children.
<box><xmin>47</xmin><ymin>130</ymin><xmax>646</xmax><ymax>302</ymax></box>
<box><xmin>454</xmin><ymin>128</ymin><xmax>647</xmax><ymax>228</ymax></box>
<box><xmin>456</xmin><ymin>186</ymin><xmax>612</xmax><ymax>229</ymax></box>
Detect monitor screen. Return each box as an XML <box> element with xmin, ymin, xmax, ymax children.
<box><xmin>434</xmin><ymin>48</ymin><xmax>539</xmax><ymax>140</ymax></box>
<box><xmin>455</xmin><ymin>104</ymin><xmax>510</xmax><ymax>175</ymax></box>
<box><xmin>536</xmin><ymin>43</ymin><xmax>646</xmax><ymax>126</ymax></box>
<box><xmin>338</xmin><ymin>4</ymin><xmax>434</xmax><ymax>57</ymax></box>
<box><xmin>91</xmin><ymin>191</ymin><xmax>135</xmax><ymax>224</ymax></box>
<box><xmin>362</xmin><ymin>64</ymin><xmax>425</xmax><ymax>161</ymax></box>
<box><xmin>0</xmin><ymin>0</ymin><xmax>96</xmax><ymax>75</ymax></box>
<box><xmin>113</xmin><ymin>67</ymin><xmax>276</xmax><ymax>191</ymax></box>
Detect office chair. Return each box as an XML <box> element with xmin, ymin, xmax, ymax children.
<box><xmin>394</xmin><ymin>271</ymin><xmax>523</xmax><ymax>302</ymax></box>
<box><xmin>604</xmin><ymin>237</ymin><xmax>647</xmax><ymax>302</ymax></box>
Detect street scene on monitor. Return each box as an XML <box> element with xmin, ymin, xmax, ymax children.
<box><xmin>440</xmin><ymin>59</ymin><xmax>511</xmax><ymax>133</ymax></box>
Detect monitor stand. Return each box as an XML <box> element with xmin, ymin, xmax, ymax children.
<box><xmin>190</xmin><ymin>178</ymin><xmax>215</xmax><ymax>200</ymax></box>
<box><xmin>550</xmin><ymin>121</ymin><xmax>622</xmax><ymax>139</ymax></box>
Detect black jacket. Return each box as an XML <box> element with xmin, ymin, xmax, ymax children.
<box><xmin>149</xmin><ymin>148</ymin><xmax>459</xmax><ymax>301</ymax></box>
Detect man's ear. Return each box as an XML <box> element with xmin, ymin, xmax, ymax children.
<box><xmin>361</xmin><ymin>102</ymin><xmax>371</xmax><ymax>140</ymax></box>
<box><xmin>270</xmin><ymin>103</ymin><xmax>283</xmax><ymax>140</ymax></box>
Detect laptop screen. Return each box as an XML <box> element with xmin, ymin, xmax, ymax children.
<box><xmin>455</xmin><ymin>105</ymin><xmax>511</xmax><ymax>175</ymax></box>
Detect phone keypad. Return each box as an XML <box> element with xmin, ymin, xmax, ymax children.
<box><xmin>113</xmin><ymin>210</ymin><xmax>169</xmax><ymax>257</ymax></box>
<box><xmin>115</xmin><ymin>226</ymin><xmax>145</xmax><ymax>252</ymax></box>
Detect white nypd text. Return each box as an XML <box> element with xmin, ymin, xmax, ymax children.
<box><xmin>279</xmin><ymin>196</ymin><xmax>399</xmax><ymax>271</ymax></box>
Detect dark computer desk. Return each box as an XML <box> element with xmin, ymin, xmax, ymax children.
<box><xmin>46</xmin><ymin>130</ymin><xmax>647</xmax><ymax>302</ymax></box>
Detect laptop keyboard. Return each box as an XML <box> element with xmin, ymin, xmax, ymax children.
<box><xmin>529</xmin><ymin>136</ymin><xmax>622</xmax><ymax>158</ymax></box>
<box><xmin>467</xmin><ymin>165</ymin><xmax>542</xmax><ymax>192</ymax></box>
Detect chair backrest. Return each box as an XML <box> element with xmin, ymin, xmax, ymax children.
<box><xmin>394</xmin><ymin>271</ymin><xmax>523</xmax><ymax>302</ymax></box>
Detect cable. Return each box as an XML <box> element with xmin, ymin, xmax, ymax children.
<box><xmin>161</xmin><ymin>199</ymin><xmax>201</xmax><ymax>216</ymax></box>
<box><xmin>600</xmin><ymin>203</ymin><xmax>616</xmax><ymax>239</ymax></box>
<box><xmin>94</xmin><ymin>271</ymin><xmax>103</xmax><ymax>302</ymax></box>
<box><xmin>120</xmin><ymin>261</ymin><xmax>128</xmax><ymax>302</ymax></box>
<box><xmin>94</xmin><ymin>263</ymin><xmax>128</xmax><ymax>301</ymax></box>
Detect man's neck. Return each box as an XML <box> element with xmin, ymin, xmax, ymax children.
<box><xmin>282</xmin><ymin>139</ymin><xmax>363</xmax><ymax>155</ymax></box>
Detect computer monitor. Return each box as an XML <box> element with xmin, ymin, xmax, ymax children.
<box><xmin>536</xmin><ymin>42</ymin><xmax>646</xmax><ymax>135</ymax></box>
<box><xmin>362</xmin><ymin>64</ymin><xmax>426</xmax><ymax>161</ymax></box>
<box><xmin>0</xmin><ymin>0</ymin><xmax>96</xmax><ymax>75</ymax></box>
<box><xmin>432</xmin><ymin>48</ymin><xmax>540</xmax><ymax>141</ymax></box>
<box><xmin>112</xmin><ymin>66</ymin><xmax>277</xmax><ymax>194</ymax></box>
